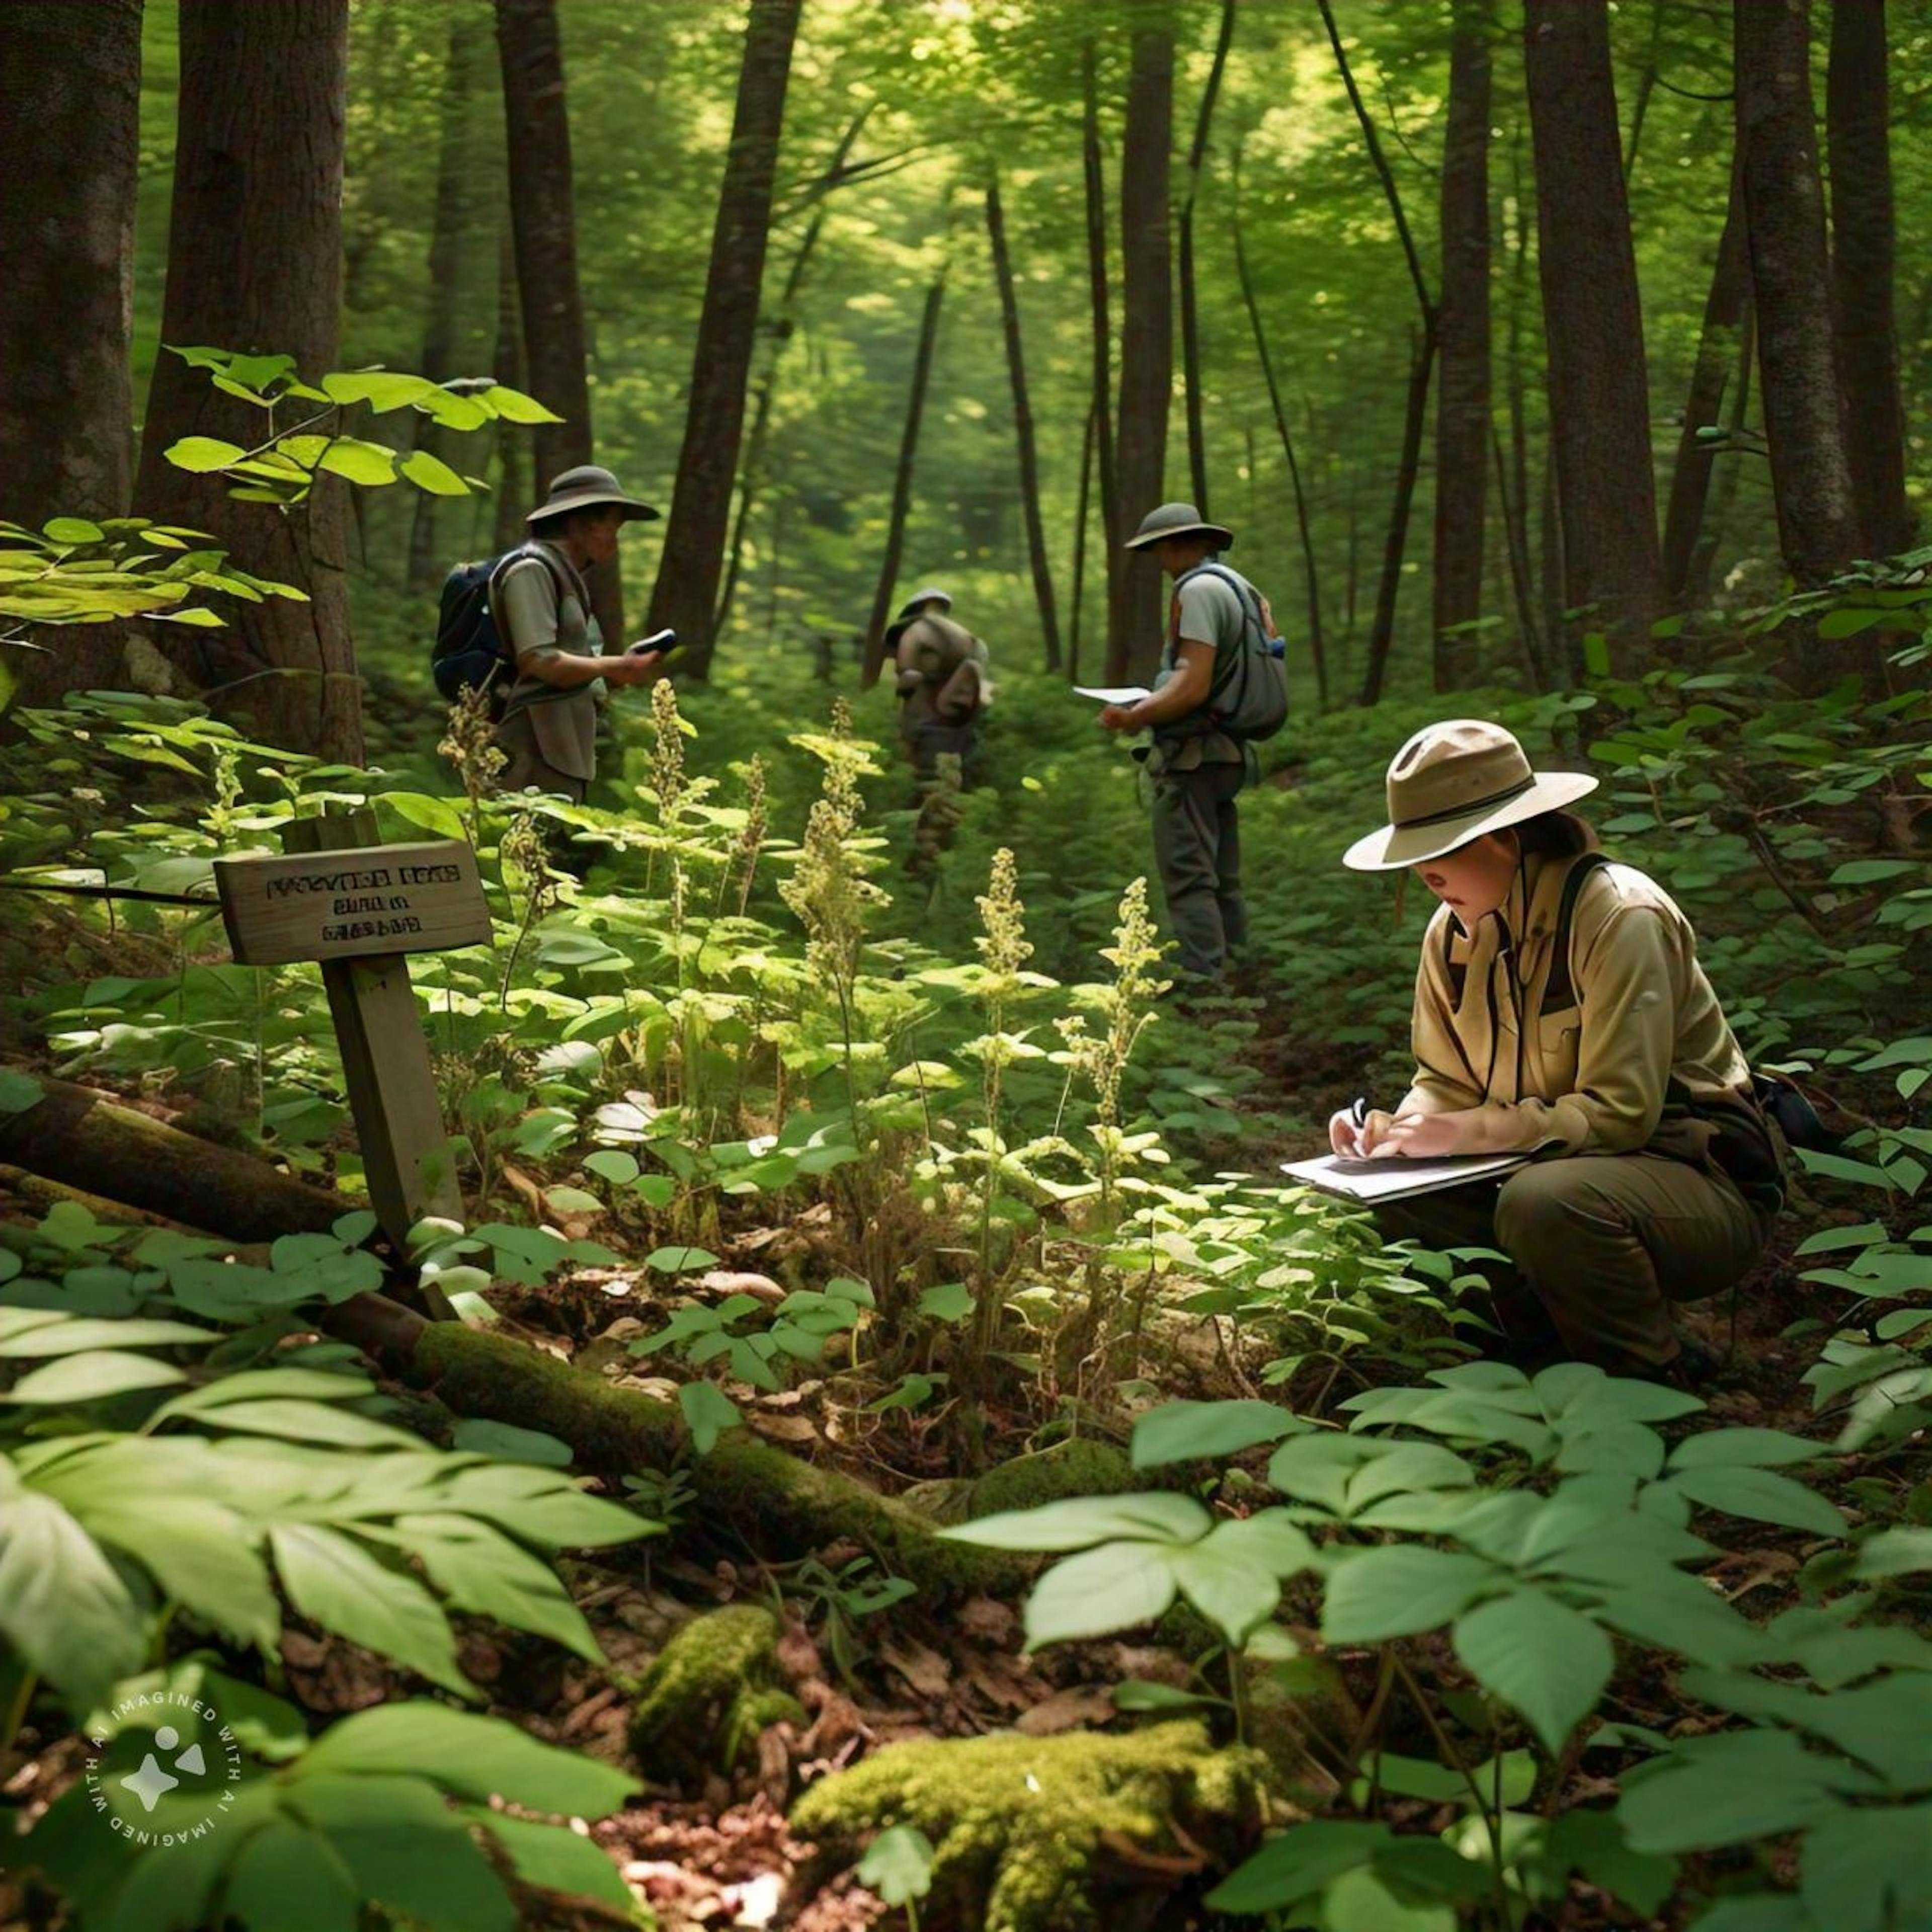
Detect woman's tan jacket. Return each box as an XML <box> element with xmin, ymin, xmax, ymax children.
<box><xmin>1400</xmin><ymin>850</ymin><xmax>1761</xmax><ymax>1165</ymax></box>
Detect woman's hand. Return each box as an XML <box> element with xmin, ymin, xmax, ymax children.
<box><xmin>1364</xmin><ymin>1109</ymin><xmax>1468</xmax><ymax>1159</ymax></box>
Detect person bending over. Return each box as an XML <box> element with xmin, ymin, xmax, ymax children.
<box><xmin>1335</xmin><ymin>718</ymin><xmax>1783</xmax><ymax>1383</ymax></box>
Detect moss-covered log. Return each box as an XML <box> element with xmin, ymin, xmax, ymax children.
<box><xmin>787</xmin><ymin>1720</ymin><xmax>1268</xmax><ymax>1932</ymax></box>
<box><xmin>411</xmin><ymin>1322</ymin><xmax>1026</xmax><ymax>1598</ymax></box>
<box><xmin>629</xmin><ymin>1605</ymin><xmax>803</xmax><ymax>1784</ymax></box>
<box><xmin>0</xmin><ymin>1073</ymin><xmax>344</xmax><ymax>1242</ymax></box>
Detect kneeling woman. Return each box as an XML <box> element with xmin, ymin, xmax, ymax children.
<box><xmin>1337</xmin><ymin>719</ymin><xmax>1783</xmax><ymax>1381</ymax></box>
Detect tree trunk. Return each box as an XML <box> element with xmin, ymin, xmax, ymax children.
<box><xmin>1736</xmin><ymin>0</ymin><xmax>1861</xmax><ymax>587</ymax></box>
<box><xmin>984</xmin><ymin>171</ymin><xmax>1062</xmax><ymax>673</ymax></box>
<box><xmin>1232</xmin><ymin>143</ymin><xmax>1327</xmax><ymax>708</ymax></box>
<box><xmin>645</xmin><ymin>0</ymin><xmax>803</xmax><ymax>679</ymax></box>
<box><xmin>1068</xmin><ymin>395</ymin><xmax>1097</xmax><ymax>686</ymax></box>
<box><xmin>1826</xmin><ymin>0</ymin><xmax>1912</xmax><ymax>558</ymax></box>
<box><xmin>859</xmin><ymin>276</ymin><xmax>946</xmax><ymax>689</ymax></box>
<box><xmin>490</xmin><ymin>219</ymin><xmax>530</xmax><ymax>554</ymax></box>
<box><xmin>1081</xmin><ymin>41</ymin><xmax>1121</xmax><ymax>667</ymax></box>
<box><xmin>1662</xmin><ymin>155</ymin><xmax>1752</xmax><ymax>606</ymax></box>
<box><xmin>1178</xmin><ymin>0</ymin><xmax>1237</xmax><ymax>516</ymax></box>
<box><xmin>1106</xmin><ymin>14</ymin><xmax>1174</xmax><ymax>689</ymax></box>
<box><xmin>406</xmin><ymin>23</ymin><xmax>485</xmax><ymax>592</ymax></box>
<box><xmin>0</xmin><ymin>0</ymin><xmax>143</xmax><ymax>708</ymax></box>
<box><xmin>495</xmin><ymin>0</ymin><xmax>621</xmax><ymax>645</ymax></box>
<box><xmin>1431</xmin><ymin>0</ymin><xmax>1492</xmax><ymax>691</ymax></box>
<box><xmin>1684</xmin><ymin>304</ymin><xmax>1755</xmax><ymax>607</ymax></box>
<box><xmin>131</xmin><ymin>0</ymin><xmax>357</xmax><ymax>763</ymax></box>
<box><xmin>1492</xmin><ymin>427</ymin><xmax>1548</xmax><ymax>690</ymax></box>
<box><xmin>1523</xmin><ymin>0</ymin><xmax>1665</xmax><ymax>676</ymax></box>
<box><xmin>1318</xmin><ymin>0</ymin><xmax>1437</xmax><ymax>707</ymax></box>
<box><xmin>715</xmin><ymin>105</ymin><xmax>872</xmax><ymax>641</ymax></box>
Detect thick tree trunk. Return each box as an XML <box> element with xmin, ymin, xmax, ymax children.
<box><xmin>1232</xmin><ymin>143</ymin><xmax>1326</xmax><ymax>708</ymax></box>
<box><xmin>1431</xmin><ymin>0</ymin><xmax>1492</xmax><ymax>691</ymax></box>
<box><xmin>715</xmin><ymin>105</ymin><xmax>872</xmax><ymax>641</ymax></box>
<box><xmin>1178</xmin><ymin>0</ymin><xmax>1237</xmax><ymax>516</ymax></box>
<box><xmin>859</xmin><ymin>276</ymin><xmax>946</xmax><ymax>688</ymax></box>
<box><xmin>984</xmin><ymin>171</ymin><xmax>1062</xmax><ymax>673</ymax></box>
<box><xmin>1662</xmin><ymin>156</ymin><xmax>1752</xmax><ymax>606</ymax></box>
<box><xmin>1736</xmin><ymin>0</ymin><xmax>1861</xmax><ymax>587</ymax></box>
<box><xmin>490</xmin><ymin>220</ymin><xmax>530</xmax><ymax>554</ymax></box>
<box><xmin>132</xmin><ymin>0</ymin><xmax>359</xmax><ymax>763</ymax></box>
<box><xmin>1827</xmin><ymin>0</ymin><xmax>1912</xmax><ymax>558</ymax></box>
<box><xmin>407</xmin><ymin>23</ymin><xmax>485</xmax><ymax>592</ymax></box>
<box><xmin>645</xmin><ymin>0</ymin><xmax>803</xmax><ymax>679</ymax></box>
<box><xmin>1106</xmin><ymin>15</ymin><xmax>1174</xmax><ymax>689</ymax></box>
<box><xmin>1081</xmin><ymin>42</ymin><xmax>1121</xmax><ymax>667</ymax></box>
<box><xmin>1524</xmin><ymin>0</ymin><xmax>1665</xmax><ymax>677</ymax></box>
<box><xmin>495</xmin><ymin>0</ymin><xmax>621</xmax><ymax>645</ymax></box>
<box><xmin>1068</xmin><ymin>396</ymin><xmax>1097</xmax><ymax>686</ymax></box>
<box><xmin>0</xmin><ymin>0</ymin><xmax>143</xmax><ymax>707</ymax></box>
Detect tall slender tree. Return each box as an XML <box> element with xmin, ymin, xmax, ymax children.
<box><xmin>134</xmin><ymin>0</ymin><xmax>358</xmax><ymax>762</ymax></box>
<box><xmin>1106</xmin><ymin>8</ymin><xmax>1175</xmax><ymax>688</ymax></box>
<box><xmin>1080</xmin><ymin>40</ymin><xmax>1121</xmax><ymax>660</ymax></box>
<box><xmin>495</xmin><ymin>0</ymin><xmax>618</xmax><ymax>641</ymax></box>
<box><xmin>1524</xmin><ymin>0</ymin><xmax>1664</xmax><ymax>675</ymax></box>
<box><xmin>1735</xmin><ymin>0</ymin><xmax>1860</xmax><ymax>587</ymax></box>
<box><xmin>860</xmin><ymin>276</ymin><xmax>946</xmax><ymax>688</ymax></box>
<box><xmin>0</xmin><ymin>0</ymin><xmax>143</xmax><ymax>707</ymax></box>
<box><xmin>646</xmin><ymin>0</ymin><xmax>803</xmax><ymax>679</ymax></box>
<box><xmin>1662</xmin><ymin>156</ymin><xmax>1751</xmax><ymax>605</ymax></box>
<box><xmin>1431</xmin><ymin>0</ymin><xmax>1493</xmax><ymax>691</ymax></box>
<box><xmin>985</xmin><ymin>169</ymin><xmax>1062</xmax><ymax>672</ymax></box>
<box><xmin>1177</xmin><ymin>0</ymin><xmax>1237</xmax><ymax>515</ymax></box>
<box><xmin>1826</xmin><ymin>0</ymin><xmax>1912</xmax><ymax>558</ymax></box>
<box><xmin>490</xmin><ymin>221</ymin><xmax>530</xmax><ymax>555</ymax></box>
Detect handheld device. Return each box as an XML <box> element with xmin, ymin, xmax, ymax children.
<box><xmin>628</xmin><ymin>627</ymin><xmax>680</xmax><ymax>659</ymax></box>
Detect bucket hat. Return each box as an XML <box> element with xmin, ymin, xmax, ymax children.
<box><xmin>896</xmin><ymin>587</ymin><xmax>953</xmax><ymax>620</ymax></box>
<box><xmin>1122</xmin><ymin>501</ymin><xmax>1234</xmax><ymax>551</ymax></box>
<box><xmin>527</xmin><ymin>465</ymin><xmax>659</xmax><ymax>526</ymax></box>
<box><xmin>1343</xmin><ymin>719</ymin><xmax>1598</xmax><ymax>871</ymax></box>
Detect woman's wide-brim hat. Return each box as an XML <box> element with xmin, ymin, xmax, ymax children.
<box><xmin>1122</xmin><ymin>501</ymin><xmax>1234</xmax><ymax>550</ymax></box>
<box><xmin>527</xmin><ymin>464</ymin><xmax>659</xmax><ymax>526</ymax></box>
<box><xmin>1343</xmin><ymin>718</ymin><xmax>1598</xmax><ymax>871</ymax></box>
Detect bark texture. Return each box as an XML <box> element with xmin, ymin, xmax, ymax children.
<box><xmin>132</xmin><ymin>0</ymin><xmax>360</xmax><ymax>761</ymax></box>
<box><xmin>1178</xmin><ymin>0</ymin><xmax>1237</xmax><ymax>516</ymax></box>
<box><xmin>1080</xmin><ymin>41</ymin><xmax>1120</xmax><ymax>662</ymax></box>
<box><xmin>645</xmin><ymin>0</ymin><xmax>803</xmax><ymax>678</ymax></box>
<box><xmin>1106</xmin><ymin>15</ymin><xmax>1175</xmax><ymax>689</ymax></box>
<box><xmin>1662</xmin><ymin>157</ymin><xmax>1752</xmax><ymax>606</ymax></box>
<box><xmin>985</xmin><ymin>171</ymin><xmax>1062</xmax><ymax>672</ymax></box>
<box><xmin>495</xmin><ymin>0</ymin><xmax>621</xmax><ymax>643</ymax></box>
<box><xmin>1431</xmin><ymin>0</ymin><xmax>1492</xmax><ymax>690</ymax></box>
<box><xmin>1524</xmin><ymin>0</ymin><xmax>1664</xmax><ymax>674</ymax></box>
<box><xmin>1826</xmin><ymin>0</ymin><xmax>1912</xmax><ymax>558</ymax></box>
<box><xmin>0</xmin><ymin>0</ymin><xmax>143</xmax><ymax>706</ymax></box>
<box><xmin>1736</xmin><ymin>0</ymin><xmax>1861</xmax><ymax>586</ymax></box>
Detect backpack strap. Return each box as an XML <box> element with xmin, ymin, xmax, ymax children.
<box><xmin>1542</xmin><ymin>851</ymin><xmax>1612</xmax><ymax>1015</ymax></box>
<box><xmin>489</xmin><ymin>542</ymin><xmax>582</xmax><ymax>667</ymax></box>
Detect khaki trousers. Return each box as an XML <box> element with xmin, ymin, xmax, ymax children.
<box><xmin>1373</xmin><ymin>1153</ymin><xmax>1775</xmax><ymax>1370</ymax></box>
<box><xmin>492</xmin><ymin>705</ymin><xmax>589</xmax><ymax>805</ymax></box>
<box><xmin>1151</xmin><ymin>761</ymin><xmax>1247</xmax><ymax>980</ymax></box>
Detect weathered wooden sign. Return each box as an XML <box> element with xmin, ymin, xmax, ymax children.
<box><xmin>214</xmin><ymin>838</ymin><xmax>492</xmax><ymax>968</ymax></box>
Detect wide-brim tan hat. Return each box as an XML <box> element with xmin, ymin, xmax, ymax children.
<box><xmin>527</xmin><ymin>464</ymin><xmax>659</xmax><ymax>526</ymax></box>
<box><xmin>1123</xmin><ymin>501</ymin><xmax>1234</xmax><ymax>550</ymax></box>
<box><xmin>897</xmin><ymin>586</ymin><xmax>952</xmax><ymax>620</ymax></box>
<box><xmin>1343</xmin><ymin>718</ymin><xmax>1598</xmax><ymax>871</ymax></box>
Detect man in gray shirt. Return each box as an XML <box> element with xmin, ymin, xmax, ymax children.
<box><xmin>493</xmin><ymin>465</ymin><xmax>668</xmax><ymax>802</ymax></box>
<box><xmin>1100</xmin><ymin>501</ymin><xmax>1271</xmax><ymax>986</ymax></box>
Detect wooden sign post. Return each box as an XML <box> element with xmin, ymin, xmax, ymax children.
<box><xmin>214</xmin><ymin>810</ymin><xmax>492</xmax><ymax>1270</ymax></box>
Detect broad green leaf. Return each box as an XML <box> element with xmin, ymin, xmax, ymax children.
<box><xmin>1322</xmin><ymin>1865</ymin><xmax>1458</xmax><ymax>1932</ymax></box>
<box><xmin>388</xmin><ymin>1513</ymin><xmax>603</xmax><ymax>1662</ymax></box>
<box><xmin>1131</xmin><ymin>1398</ymin><xmax>1306</xmax><ymax>1468</ymax></box>
<box><xmin>916</xmin><ymin>1280</ymin><xmax>974</xmax><ymax>1323</ymax></box>
<box><xmin>1023</xmin><ymin>1539</ymin><xmax>1177</xmax><ymax>1648</ymax></box>
<box><xmin>1854</xmin><ymin>1526</ymin><xmax>1932</xmax><ymax>1578</ymax></box>
<box><xmin>1618</xmin><ymin>1730</ymin><xmax>1863</xmax><ymax>1852</ymax></box>
<box><xmin>270</xmin><ymin>1522</ymin><xmax>470</xmax><ymax>1696</ymax></box>
<box><xmin>1206</xmin><ymin>1821</ymin><xmax>1393</xmax><ymax>1911</ymax></box>
<box><xmin>1668</xmin><ymin>1428</ymin><xmax>1828</xmax><ymax>1470</ymax></box>
<box><xmin>43</xmin><ymin>517</ymin><xmax>104</xmax><ymax>544</ymax></box>
<box><xmin>319</xmin><ymin>370</ymin><xmax>440</xmax><ymax>411</ymax></box>
<box><xmin>1322</xmin><ymin>1547</ymin><xmax>1499</xmax><ymax>1644</ymax></box>
<box><xmin>166</xmin><ymin>436</ymin><xmax>248</xmax><ymax>472</ymax></box>
<box><xmin>207</xmin><ymin>1399</ymin><xmax>425</xmax><ymax>1450</ymax></box>
<box><xmin>1667</xmin><ymin>1465</ymin><xmax>1846</xmax><ymax>1536</ymax></box>
<box><xmin>1536</xmin><ymin>1808</ymin><xmax>1678</xmax><ymax>1918</ymax></box>
<box><xmin>679</xmin><ymin>1379</ymin><xmax>742</xmax><ymax>1456</ymax></box>
<box><xmin>82</xmin><ymin>1492</ymin><xmax>280</xmax><ymax>1651</ymax></box>
<box><xmin>450</xmin><ymin>1419</ymin><xmax>575</xmax><ymax>1467</ymax></box>
<box><xmin>1800</xmin><ymin>1801</ymin><xmax>1932</xmax><ymax>1932</ymax></box>
<box><xmin>856</xmin><ymin>1823</ymin><xmax>936</xmax><ymax>1907</ymax></box>
<box><xmin>1454</xmin><ymin>1589</ymin><xmax>1615</xmax><ymax>1753</ymax></box>
<box><xmin>315</xmin><ymin>438</ymin><xmax>400</xmax><ymax>486</ymax></box>
<box><xmin>483</xmin><ymin>383</ymin><xmax>564</xmax><ymax>424</ymax></box>
<box><xmin>464</xmin><ymin>1809</ymin><xmax>634</xmax><ymax>1910</ymax></box>
<box><xmin>300</xmin><ymin>1701</ymin><xmax>635</xmax><ymax>1816</ymax></box>
<box><xmin>6</xmin><ymin>1349</ymin><xmax>187</xmax><ymax>1404</ymax></box>
<box><xmin>0</xmin><ymin>1470</ymin><xmax>148</xmax><ymax>1703</ymax></box>
<box><xmin>1591</xmin><ymin>1574</ymin><xmax>1765</xmax><ymax>1669</ymax></box>
<box><xmin>218</xmin><ymin>1819</ymin><xmax>363</xmax><ymax>1932</ymax></box>
<box><xmin>646</xmin><ymin>1245</ymin><xmax>718</xmax><ymax>1273</ymax></box>
<box><xmin>943</xmin><ymin>1490</ymin><xmax>1212</xmax><ymax>1552</ymax></box>
<box><xmin>1166</xmin><ymin>1529</ymin><xmax>1284</xmax><ymax>1646</ymax></box>
<box><xmin>0</xmin><ymin>1070</ymin><xmax>44</xmax><ymax>1114</ymax></box>
<box><xmin>0</xmin><ymin>1316</ymin><xmax>217</xmax><ymax>1357</ymax></box>
<box><xmin>399</xmin><ymin>448</ymin><xmax>470</xmax><ymax>495</ymax></box>
<box><xmin>151</xmin><ymin>1367</ymin><xmax>377</xmax><ymax>1423</ymax></box>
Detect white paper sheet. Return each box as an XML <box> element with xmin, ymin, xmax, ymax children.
<box><xmin>1073</xmin><ymin>685</ymin><xmax>1152</xmax><ymax>703</ymax></box>
<box><xmin>1279</xmin><ymin>1150</ymin><xmax>1532</xmax><ymax>1204</ymax></box>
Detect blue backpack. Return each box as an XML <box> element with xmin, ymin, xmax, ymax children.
<box><xmin>431</xmin><ymin>544</ymin><xmax>562</xmax><ymax>704</ymax></box>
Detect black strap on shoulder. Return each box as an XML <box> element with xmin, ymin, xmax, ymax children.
<box><xmin>1543</xmin><ymin>851</ymin><xmax>1612</xmax><ymax>1014</ymax></box>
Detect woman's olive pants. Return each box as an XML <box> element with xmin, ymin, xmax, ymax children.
<box><xmin>1373</xmin><ymin>1153</ymin><xmax>1776</xmax><ymax>1371</ymax></box>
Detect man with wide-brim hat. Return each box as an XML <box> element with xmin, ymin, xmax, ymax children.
<box><xmin>886</xmin><ymin>584</ymin><xmax>994</xmax><ymax>873</ymax></box>
<box><xmin>1328</xmin><ymin>717</ymin><xmax>1782</xmax><ymax>1384</ymax></box>
<box><xmin>1098</xmin><ymin>500</ymin><xmax>1268</xmax><ymax>986</ymax></box>
<box><xmin>491</xmin><ymin>465</ymin><xmax>667</xmax><ymax>806</ymax></box>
